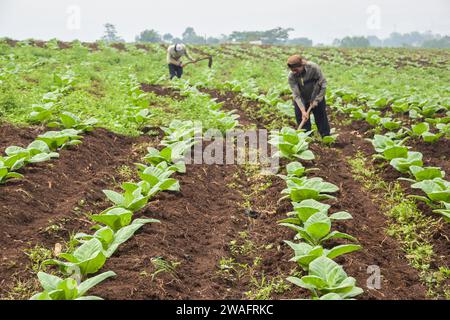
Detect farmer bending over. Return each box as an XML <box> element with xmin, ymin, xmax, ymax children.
<box><xmin>167</xmin><ymin>43</ymin><xmax>194</xmax><ymax>79</ymax></box>
<box><xmin>287</xmin><ymin>54</ymin><xmax>331</xmax><ymax>137</ymax></box>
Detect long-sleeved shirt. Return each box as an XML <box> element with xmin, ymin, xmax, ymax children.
<box><xmin>167</xmin><ymin>45</ymin><xmax>194</xmax><ymax>65</ymax></box>
<box><xmin>288</xmin><ymin>61</ymin><xmax>327</xmax><ymax>110</ymax></box>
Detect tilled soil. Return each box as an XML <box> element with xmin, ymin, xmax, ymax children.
<box><xmin>139</xmin><ymin>87</ymin><xmax>431</xmax><ymax>299</ymax></box>
<box><xmin>0</xmin><ymin>126</ymin><xmax>155</xmax><ymax>298</ymax></box>
<box><xmin>308</xmin><ymin>139</ymin><xmax>427</xmax><ymax>299</ymax></box>
<box><xmin>334</xmin><ymin>115</ymin><xmax>450</xmax><ymax>294</ymax></box>
<box><xmin>141</xmin><ymin>83</ymin><xmax>184</xmax><ymax>100</ymax></box>
<box><xmin>89</xmin><ymin>142</ymin><xmax>305</xmax><ymax>300</ymax></box>
<box><xmin>408</xmin><ymin>138</ymin><xmax>450</xmax><ymax>175</ymax></box>
<box><xmin>204</xmin><ymin>92</ymin><xmax>429</xmax><ymax>299</ymax></box>
<box><xmin>90</xmin><ymin>160</ymin><xmax>255</xmax><ymax>299</ymax></box>
<box><xmin>0</xmin><ymin>123</ymin><xmax>45</xmax><ymax>152</ymax></box>
<box><xmin>0</xmin><ymin>86</ymin><xmax>444</xmax><ymax>299</ymax></box>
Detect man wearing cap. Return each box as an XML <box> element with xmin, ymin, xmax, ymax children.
<box><xmin>287</xmin><ymin>55</ymin><xmax>331</xmax><ymax>137</ymax></box>
<box><xmin>167</xmin><ymin>43</ymin><xmax>194</xmax><ymax>79</ymax></box>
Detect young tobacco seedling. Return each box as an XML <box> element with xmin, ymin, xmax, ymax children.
<box><xmin>103</xmin><ymin>184</ymin><xmax>149</xmax><ymax>212</ymax></box>
<box><xmin>37</xmin><ymin>129</ymin><xmax>83</xmax><ymax>151</ymax></box>
<box><xmin>280</xmin><ymin>212</ymin><xmax>357</xmax><ymax>246</ymax></box>
<box><xmin>284</xmin><ymin>241</ymin><xmax>361</xmax><ymax>271</ymax></box>
<box><xmin>75</xmin><ymin>218</ymin><xmax>159</xmax><ymax>257</ymax></box>
<box><xmin>269</xmin><ymin>127</ymin><xmax>315</xmax><ymax>161</ymax></box>
<box><xmin>44</xmin><ymin>238</ymin><xmax>107</xmax><ymax>276</ymax></box>
<box><xmin>281</xmin><ymin>177</ymin><xmax>339</xmax><ymax>202</ymax></box>
<box><xmin>30</xmin><ymin>271</ymin><xmax>115</xmax><ymax>300</ymax></box>
<box><xmin>287</xmin><ymin>256</ymin><xmax>363</xmax><ymax>299</ymax></box>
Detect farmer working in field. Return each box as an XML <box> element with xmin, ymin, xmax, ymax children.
<box><xmin>287</xmin><ymin>55</ymin><xmax>331</xmax><ymax>137</ymax></box>
<box><xmin>167</xmin><ymin>43</ymin><xmax>194</xmax><ymax>80</ymax></box>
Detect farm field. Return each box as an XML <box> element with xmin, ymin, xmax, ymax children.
<box><xmin>0</xmin><ymin>39</ymin><xmax>449</xmax><ymax>300</ymax></box>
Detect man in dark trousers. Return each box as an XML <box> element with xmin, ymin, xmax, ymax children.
<box><xmin>167</xmin><ymin>43</ymin><xmax>194</xmax><ymax>79</ymax></box>
<box><xmin>287</xmin><ymin>54</ymin><xmax>331</xmax><ymax>137</ymax></box>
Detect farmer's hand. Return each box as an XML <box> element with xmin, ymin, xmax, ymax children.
<box><xmin>301</xmin><ymin>108</ymin><xmax>310</xmax><ymax>122</ymax></box>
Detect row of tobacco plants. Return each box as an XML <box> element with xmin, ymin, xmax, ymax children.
<box><xmin>268</xmin><ymin>127</ymin><xmax>363</xmax><ymax>299</ymax></box>
<box><xmin>330</xmin><ymin>89</ymin><xmax>449</xmax><ymax>223</ymax></box>
<box><xmin>1</xmin><ymin>70</ymin><xmax>98</xmax><ymax>184</ymax></box>
<box><xmin>28</xmin><ymin>76</ymin><xmax>241</xmax><ymax>299</ymax></box>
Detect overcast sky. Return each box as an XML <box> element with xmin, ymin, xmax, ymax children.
<box><xmin>1</xmin><ymin>0</ymin><xmax>449</xmax><ymax>44</ymax></box>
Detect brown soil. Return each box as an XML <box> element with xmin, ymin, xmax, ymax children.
<box><xmin>82</xmin><ymin>42</ymin><xmax>99</xmax><ymax>51</ymax></box>
<box><xmin>198</xmin><ymin>88</ymin><xmax>295</xmax><ymax>130</ymax></box>
<box><xmin>0</xmin><ymin>123</ymin><xmax>44</xmax><ymax>152</ymax></box>
<box><xmin>193</xmin><ymin>89</ymin><xmax>429</xmax><ymax>299</ymax></box>
<box><xmin>408</xmin><ymin>138</ymin><xmax>450</xmax><ymax>175</ymax></box>
<box><xmin>1</xmin><ymin>84</ymin><xmax>444</xmax><ymax>300</ymax></box>
<box><xmin>334</xmin><ymin>117</ymin><xmax>450</xmax><ymax>295</ymax></box>
<box><xmin>111</xmin><ymin>43</ymin><xmax>126</xmax><ymax>52</ymax></box>
<box><xmin>57</xmin><ymin>41</ymin><xmax>71</xmax><ymax>50</ymax></box>
<box><xmin>0</xmin><ymin>127</ymin><xmax>155</xmax><ymax>298</ymax></box>
<box><xmin>140</xmin><ymin>83</ymin><xmax>184</xmax><ymax>100</ymax></box>
<box><xmin>3</xmin><ymin>38</ymin><xmax>18</xmax><ymax>47</ymax></box>
<box><xmin>90</xmin><ymin>157</ymin><xmax>249</xmax><ymax>299</ymax></box>
<box><xmin>136</xmin><ymin>44</ymin><xmax>151</xmax><ymax>52</ymax></box>
<box><xmin>30</xmin><ymin>40</ymin><xmax>45</xmax><ymax>48</ymax></box>
<box><xmin>89</xmin><ymin>140</ymin><xmax>305</xmax><ymax>300</ymax></box>
<box><xmin>199</xmin><ymin>88</ymin><xmax>260</xmax><ymax>128</ymax></box>
<box><xmin>308</xmin><ymin>131</ymin><xmax>428</xmax><ymax>300</ymax></box>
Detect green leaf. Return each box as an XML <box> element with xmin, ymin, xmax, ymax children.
<box><xmin>103</xmin><ymin>190</ymin><xmax>125</xmax><ymax>206</ymax></box>
<box><xmin>326</xmin><ymin>244</ymin><xmax>362</xmax><ymax>259</ymax></box>
<box><xmin>78</xmin><ymin>271</ymin><xmax>116</xmax><ymax>296</ymax></box>
<box><xmin>329</xmin><ymin>211</ymin><xmax>353</xmax><ymax>220</ymax></box>
<box><xmin>91</xmin><ymin>208</ymin><xmax>133</xmax><ymax>232</ymax></box>
<box><xmin>322</xmin><ymin>231</ymin><xmax>358</xmax><ymax>243</ymax></box>
<box><xmin>304</xmin><ymin>213</ymin><xmax>331</xmax><ymax>242</ymax></box>
<box><xmin>37</xmin><ymin>272</ymin><xmax>63</xmax><ymax>291</ymax></box>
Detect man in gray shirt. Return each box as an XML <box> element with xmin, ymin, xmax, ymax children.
<box><xmin>287</xmin><ymin>54</ymin><xmax>330</xmax><ymax>137</ymax></box>
<box><xmin>167</xmin><ymin>43</ymin><xmax>194</xmax><ymax>79</ymax></box>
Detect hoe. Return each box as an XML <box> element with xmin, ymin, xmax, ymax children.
<box><xmin>183</xmin><ymin>56</ymin><xmax>213</xmax><ymax>68</ymax></box>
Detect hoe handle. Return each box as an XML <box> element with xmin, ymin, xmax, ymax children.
<box><xmin>183</xmin><ymin>57</ymin><xmax>210</xmax><ymax>67</ymax></box>
<box><xmin>298</xmin><ymin>105</ymin><xmax>314</xmax><ymax>130</ymax></box>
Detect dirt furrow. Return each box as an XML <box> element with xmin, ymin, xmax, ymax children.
<box><xmin>0</xmin><ymin>128</ymin><xmax>154</xmax><ymax>298</ymax></box>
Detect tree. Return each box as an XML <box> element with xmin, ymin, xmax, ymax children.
<box><xmin>182</xmin><ymin>27</ymin><xmax>205</xmax><ymax>44</ymax></box>
<box><xmin>163</xmin><ymin>33</ymin><xmax>174</xmax><ymax>43</ymax></box>
<box><xmin>101</xmin><ymin>23</ymin><xmax>123</xmax><ymax>43</ymax></box>
<box><xmin>135</xmin><ymin>29</ymin><xmax>161</xmax><ymax>43</ymax></box>
<box><xmin>332</xmin><ymin>39</ymin><xmax>341</xmax><ymax>47</ymax></box>
<box><xmin>367</xmin><ymin>35</ymin><xmax>382</xmax><ymax>47</ymax></box>
<box><xmin>422</xmin><ymin>36</ymin><xmax>450</xmax><ymax>48</ymax></box>
<box><xmin>339</xmin><ymin>36</ymin><xmax>370</xmax><ymax>48</ymax></box>
<box><xmin>286</xmin><ymin>37</ymin><xmax>313</xmax><ymax>47</ymax></box>
<box><xmin>262</xmin><ymin>27</ymin><xmax>294</xmax><ymax>44</ymax></box>
<box><xmin>229</xmin><ymin>27</ymin><xmax>294</xmax><ymax>44</ymax></box>
<box><xmin>206</xmin><ymin>37</ymin><xmax>220</xmax><ymax>44</ymax></box>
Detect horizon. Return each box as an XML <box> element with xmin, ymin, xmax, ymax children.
<box><xmin>1</xmin><ymin>0</ymin><xmax>449</xmax><ymax>45</ymax></box>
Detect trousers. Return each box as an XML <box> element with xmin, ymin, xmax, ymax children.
<box><xmin>168</xmin><ymin>63</ymin><xmax>183</xmax><ymax>79</ymax></box>
<box><xmin>293</xmin><ymin>98</ymin><xmax>331</xmax><ymax>137</ymax></box>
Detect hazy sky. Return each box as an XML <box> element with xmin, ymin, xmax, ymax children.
<box><xmin>1</xmin><ymin>0</ymin><xmax>449</xmax><ymax>44</ymax></box>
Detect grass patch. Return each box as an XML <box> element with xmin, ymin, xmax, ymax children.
<box><xmin>348</xmin><ymin>151</ymin><xmax>448</xmax><ymax>298</ymax></box>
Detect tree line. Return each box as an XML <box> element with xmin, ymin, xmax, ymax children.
<box><xmin>101</xmin><ymin>23</ymin><xmax>450</xmax><ymax>48</ymax></box>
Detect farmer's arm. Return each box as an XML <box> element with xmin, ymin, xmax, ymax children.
<box><xmin>288</xmin><ymin>74</ymin><xmax>306</xmax><ymax>111</ymax></box>
<box><xmin>311</xmin><ymin>64</ymin><xmax>327</xmax><ymax>105</ymax></box>
<box><xmin>184</xmin><ymin>49</ymin><xmax>194</xmax><ymax>62</ymax></box>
